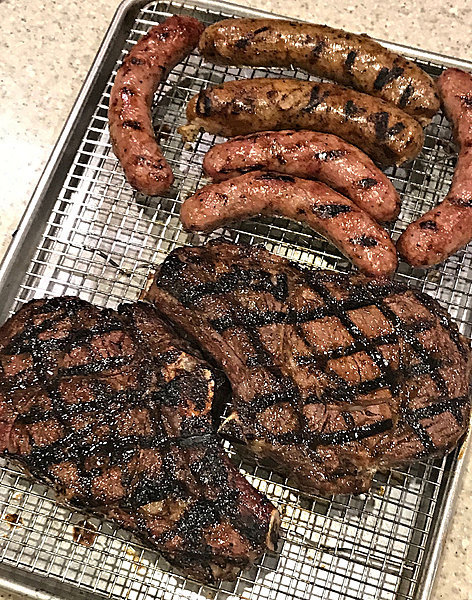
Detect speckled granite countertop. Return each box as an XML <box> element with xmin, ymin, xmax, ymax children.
<box><xmin>0</xmin><ymin>0</ymin><xmax>471</xmax><ymax>598</ymax></box>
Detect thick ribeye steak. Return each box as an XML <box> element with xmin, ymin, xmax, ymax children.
<box><xmin>0</xmin><ymin>297</ymin><xmax>279</xmax><ymax>582</ymax></box>
<box><xmin>147</xmin><ymin>241</ymin><xmax>471</xmax><ymax>495</ymax></box>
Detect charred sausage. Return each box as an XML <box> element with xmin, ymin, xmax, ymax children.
<box><xmin>199</xmin><ymin>18</ymin><xmax>439</xmax><ymax>124</ymax></box>
<box><xmin>203</xmin><ymin>130</ymin><xmax>401</xmax><ymax>222</ymax></box>
<box><xmin>397</xmin><ymin>68</ymin><xmax>472</xmax><ymax>267</ymax></box>
<box><xmin>180</xmin><ymin>78</ymin><xmax>424</xmax><ymax>166</ymax></box>
<box><xmin>108</xmin><ymin>16</ymin><xmax>205</xmax><ymax>196</ymax></box>
<box><xmin>180</xmin><ymin>171</ymin><xmax>397</xmax><ymax>277</ymax></box>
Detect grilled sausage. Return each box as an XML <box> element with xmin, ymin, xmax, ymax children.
<box><xmin>180</xmin><ymin>171</ymin><xmax>397</xmax><ymax>277</ymax></box>
<box><xmin>199</xmin><ymin>19</ymin><xmax>439</xmax><ymax>125</ymax></box>
<box><xmin>203</xmin><ymin>130</ymin><xmax>401</xmax><ymax>222</ymax></box>
<box><xmin>397</xmin><ymin>68</ymin><xmax>472</xmax><ymax>267</ymax></box>
<box><xmin>180</xmin><ymin>78</ymin><xmax>424</xmax><ymax>166</ymax></box>
<box><xmin>109</xmin><ymin>16</ymin><xmax>205</xmax><ymax>196</ymax></box>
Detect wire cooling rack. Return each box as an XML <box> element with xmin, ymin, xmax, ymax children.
<box><xmin>0</xmin><ymin>1</ymin><xmax>471</xmax><ymax>599</ymax></box>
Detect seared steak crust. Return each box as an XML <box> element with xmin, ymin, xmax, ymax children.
<box><xmin>0</xmin><ymin>297</ymin><xmax>279</xmax><ymax>582</ymax></box>
<box><xmin>147</xmin><ymin>241</ymin><xmax>471</xmax><ymax>495</ymax></box>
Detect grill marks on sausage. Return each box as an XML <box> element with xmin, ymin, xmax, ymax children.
<box><xmin>235</xmin><ymin>26</ymin><xmax>271</xmax><ymax>49</ymax></box>
<box><xmin>370</xmin><ymin>111</ymin><xmax>391</xmax><ymax>139</ymax></box>
<box><xmin>135</xmin><ymin>155</ymin><xmax>166</xmax><ymax>172</ymax></box>
<box><xmin>120</xmin><ymin>87</ymin><xmax>136</xmax><ymax>98</ymax></box>
<box><xmin>253</xmin><ymin>26</ymin><xmax>270</xmax><ymax>35</ymax></box>
<box><xmin>369</xmin><ymin>111</ymin><xmax>406</xmax><ymax>141</ymax></box>
<box><xmin>311</xmin><ymin>40</ymin><xmax>325</xmax><ymax>59</ymax></box>
<box><xmin>349</xmin><ymin>234</ymin><xmax>379</xmax><ymax>247</ymax></box>
<box><xmin>358</xmin><ymin>177</ymin><xmax>378</xmax><ymax>189</ymax></box>
<box><xmin>419</xmin><ymin>220</ymin><xmax>438</xmax><ymax>231</ymax></box>
<box><xmin>459</xmin><ymin>94</ymin><xmax>472</xmax><ymax>108</ymax></box>
<box><xmin>388</xmin><ymin>121</ymin><xmax>406</xmax><ymax>137</ymax></box>
<box><xmin>219</xmin><ymin>164</ymin><xmax>265</xmax><ymax>175</ymax></box>
<box><xmin>311</xmin><ymin>204</ymin><xmax>353</xmax><ymax>218</ymax></box>
<box><xmin>344</xmin><ymin>50</ymin><xmax>357</xmax><ymax>72</ymax></box>
<box><xmin>303</xmin><ymin>85</ymin><xmax>329</xmax><ymax>112</ymax></box>
<box><xmin>122</xmin><ymin>120</ymin><xmax>143</xmax><ymax>131</ymax></box>
<box><xmin>180</xmin><ymin>170</ymin><xmax>396</xmax><ymax>278</ymax></box>
<box><xmin>196</xmin><ymin>92</ymin><xmax>212</xmax><ymax>117</ymax></box>
<box><xmin>449</xmin><ymin>196</ymin><xmax>472</xmax><ymax>207</ymax></box>
<box><xmin>314</xmin><ymin>149</ymin><xmax>347</xmax><ymax>161</ymax></box>
<box><xmin>399</xmin><ymin>83</ymin><xmax>414</xmax><ymax>109</ymax></box>
<box><xmin>255</xmin><ymin>172</ymin><xmax>296</xmax><ymax>183</ymax></box>
<box><xmin>235</xmin><ymin>37</ymin><xmax>251</xmax><ymax>49</ymax></box>
<box><xmin>374</xmin><ymin>66</ymin><xmax>405</xmax><ymax>90</ymax></box>
<box><xmin>344</xmin><ymin>100</ymin><xmax>365</xmax><ymax>120</ymax></box>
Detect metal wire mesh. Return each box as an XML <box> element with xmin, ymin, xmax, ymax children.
<box><xmin>0</xmin><ymin>1</ymin><xmax>470</xmax><ymax>599</ymax></box>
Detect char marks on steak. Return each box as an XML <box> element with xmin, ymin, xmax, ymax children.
<box><xmin>147</xmin><ymin>241</ymin><xmax>471</xmax><ymax>496</ymax></box>
<box><xmin>0</xmin><ymin>297</ymin><xmax>279</xmax><ymax>582</ymax></box>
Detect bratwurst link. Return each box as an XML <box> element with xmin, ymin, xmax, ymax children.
<box><xmin>181</xmin><ymin>78</ymin><xmax>425</xmax><ymax>166</ymax></box>
<box><xmin>180</xmin><ymin>171</ymin><xmax>398</xmax><ymax>277</ymax></box>
<box><xmin>109</xmin><ymin>16</ymin><xmax>205</xmax><ymax>196</ymax></box>
<box><xmin>397</xmin><ymin>68</ymin><xmax>472</xmax><ymax>267</ymax></box>
<box><xmin>199</xmin><ymin>18</ymin><xmax>439</xmax><ymax>124</ymax></box>
<box><xmin>203</xmin><ymin>130</ymin><xmax>401</xmax><ymax>222</ymax></box>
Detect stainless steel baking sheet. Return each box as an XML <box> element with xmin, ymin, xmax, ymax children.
<box><xmin>0</xmin><ymin>1</ymin><xmax>471</xmax><ymax>599</ymax></box>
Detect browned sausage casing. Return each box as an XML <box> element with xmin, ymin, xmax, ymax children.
<box><xmin>181</xmin><ymin>171</ymin><xmax>397</xmax><ymax>277</ymax></box>
<box><xmin>109</xmin><ymin>16</ymin><xmax>205</xmax><ymax>196</ymax></box>
<box><xmin>203</xmin><ymin>130</ymin><xmax>401</xmax><ymax>222</ymax></box>
<box><xmin>181</xmin><ymin>78</ymin><xmax>424</xmax><ymax>166</ymax></box>
<box><xmin>199</xmin><ymin>18</ymin><xmax>439</xmax><ymax>124</ymax></box>
<box><xmin>397</xmin><ymin>68</ymin><xmax>472</xmax><ymax>267</ymax></box>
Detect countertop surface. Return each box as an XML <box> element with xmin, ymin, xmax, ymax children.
<box><xmin>0</xmin><ymin>0</ymin><xmax>471</xmax><ymax>598</ymax></box>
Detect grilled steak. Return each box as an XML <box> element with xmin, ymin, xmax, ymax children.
<box><xmin>147</xmin><ymin>241</ymin><xmax>471</xmax><ymax>495</ymax></box>
<box><xmin>0</xmin><ymin>297</ymin><xmax>279</xmax><ymax>582</ymax></box>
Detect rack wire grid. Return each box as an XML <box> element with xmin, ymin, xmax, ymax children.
<box><xmin>0</xmin><ymin>1</ymin><xmax>471</xmax><ymax>599</ymax></box>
